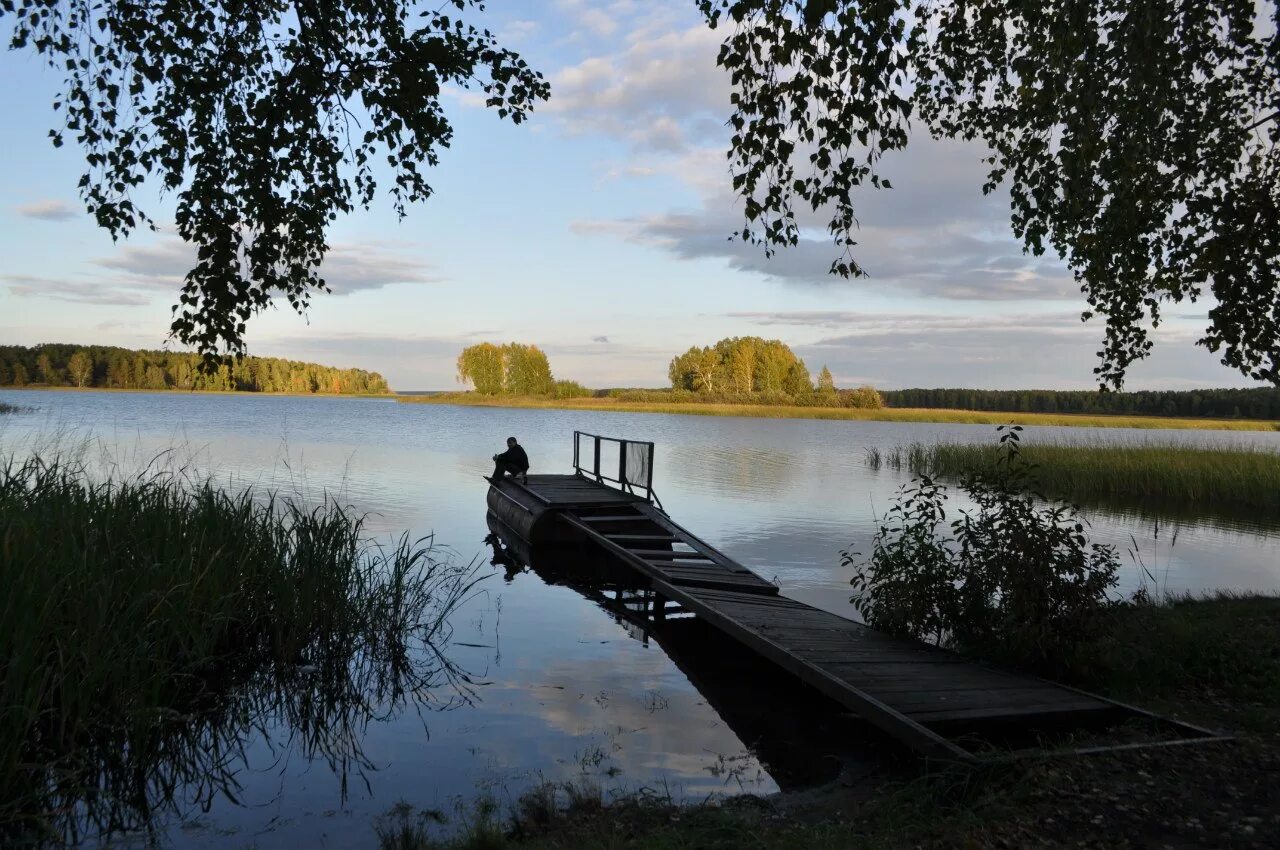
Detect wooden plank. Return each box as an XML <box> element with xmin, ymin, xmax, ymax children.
<box><xmin>628</xmin><ymin>550</ymin><xmax>724</xmax><ymax>560</ymax></box>
<box><xmin>908</xmin><ymin>700</ymin><xmax>1113</xmax><ymax>724</ymax></box>
<box><xmin>664</xmin><ymin>577</ymin><xmax>785</xmax><ymax>594</ymax></box>
<box><xmin>577</xmin><ymin>515</ymin><xmax>649</xmax><ymax>522</ymax></box>
<box><xmin>880</xmin><ymin>687</ymin><xmax>1097</xmax><ymax>714</ymax></box>
<box><xmin>603</xmin><ymin>534</ymin><xmax>681</xmax><ymax>542</ymax></box>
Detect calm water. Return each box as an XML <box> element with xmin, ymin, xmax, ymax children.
<box><xmin>3</xmin><ymin>390</ymin><xmax>1279</xmax><ymax>848</ymax></box>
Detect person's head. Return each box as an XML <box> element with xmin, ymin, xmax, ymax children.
<box><xmin>507</xmin><ymin>436</ymin><xmax>518</xmax><ymax>447</ymax></box>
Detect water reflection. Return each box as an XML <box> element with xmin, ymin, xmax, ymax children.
<box><xmin>483</xmin><ymin>515</ymin><xmax>884</xmax><ymax>791</ymax></box>
<box><xmin>15</xmin><ymin>565</ymin><xmax>478</xmax><ymax>848</ymax></box>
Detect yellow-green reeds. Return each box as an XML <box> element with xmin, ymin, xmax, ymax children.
<box><xmin>868</xmin><ymin>441</ymin><xmax>1280</xmax><ymax>513</ymax></box>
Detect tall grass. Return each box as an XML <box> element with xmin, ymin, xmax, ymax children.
<box><xmin>0</xmin><ymin>456</ymin><xmax>481</xmax><ymax>845</ymax></box>
<box><xmin>867</xmin><ymin>441</ymin><xmax>1280</xmax><ymax>512</ymax></box>
<box><xmin>398</xmin><ymin>393</ymin><xmax>1280</xmax><ymax>431</ymax></box>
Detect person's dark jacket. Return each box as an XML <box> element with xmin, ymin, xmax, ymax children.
<box><xmin>496</xmin><ymin>444</ymin><xmax>529</xmax><ymax>472</ymax></box>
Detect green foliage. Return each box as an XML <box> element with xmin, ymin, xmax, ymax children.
<box><xmin>457</xmin><ymin>342</ymin><xmax>507</xmax><ymax>395</ymax></box>
<box><xmin>0</xmin><ymin>455</ymin><xmax>480</xmax><ymax>843</ymax></box>
<box><xmin>551</xmin><ymin>380</ymin><xmax>592</xmax><ymax>399</ymax></box>
<box><xmin>837</xmin><ymin>386</ymin><xmax>882</xmax><ymax>409</ymax></box>
<box><xmin>883</xmin><ymin>386</ymin><xmax>1280</xmax><ymax>421</ymax></box>
<box><xmin>669</xmin><ymin>336</ymin><xmax>829</xmax><ymax>402</ymax></box>
<box><xmin>845</xmin><ymin>427</ymin><xmax>1121</xmax><ymax>676</ymax></box>
<box><xmin>455</xmin><ymin>342</ymin><xmax>555</xmax><ymax>396</ymax></box>
<box><xmin>698</xmin><ymin>0</ymin><xmax>1280</xmax><ymax>388</ymax></box>
<box><xmin>0</xmin><ymin>343</ymin><xmax>390</xmax><ymax>394</ymax></box>
<box><xmin>502</xmin><ymin>343</ymin><xmax>554</xmax><ymax>396</ymax></box>
<box><xmin>5</xmin><ymin>1</ymin><xmax>548</xmax><ymax>363</ymax></box>
<box><xmin>1095</xmin><ymin>593</ymin><xmax>1280</xmax><ymax>705</ymax></box>
<box><xmin>816</xmin><ymin>365</ymin><xmax>835</xmax><ymax>393</ymax></box>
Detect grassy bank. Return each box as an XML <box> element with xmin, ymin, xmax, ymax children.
<box><xmin>398</xmin><ymin>393</ymin><xmax>1280</xmax><ymax>432</ymax></box>
<box><xmin>373</xmin><ymin>593</ymin><xmax>1280</xmax><ymax>849</ymax></box>
<box><xmin>869</xmin><ymin>442</ymin><xmax>1280</xmax><ymax>513</ymax></box>
<box><xmin>0</xmin><ymin>457</ymin><xmax>477</xmax><ymax>845</ymax></box>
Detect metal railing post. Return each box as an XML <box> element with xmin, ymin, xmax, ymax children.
<box><xmin>593</xmin><ymin>436</ymin><xmax>601</xmax><ymax>482</ymax></box>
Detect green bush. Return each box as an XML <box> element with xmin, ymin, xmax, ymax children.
<box><xmin>844</xmin><ymin>427</ymin><xmax>1120</xmax><ymax>676</ymax></box>
<box><xmin>552</xmin><ymin>380</ymin><xmax>593</xmax><ymax>399</ymax></box>
<box><xmin>838</xmin><ymin>385</ymin><xmax>884</xmax><ymax>409</ymax></box>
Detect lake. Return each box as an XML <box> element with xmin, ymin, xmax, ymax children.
<box><xmin>3</xmin><ymin>389</ymin><xmax>1278</xmax><ymax>848</ymax></box>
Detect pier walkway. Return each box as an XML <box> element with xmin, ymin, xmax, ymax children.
<box><xmin>486</xmin><ymin>433</ymin><xmax>1225</xmax><ymax>762</ymax></box>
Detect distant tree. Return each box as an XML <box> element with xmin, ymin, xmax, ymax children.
<box><xmin>0</xmin><ymin>344</ymin><xmax>388</xmax><ymax>394</ymax></box>
<box><xmin>35</xmin><ymin>352</ymin><xmax>58</xmax><ymax>385</ymax></box>
<box><xmin>11</xmin><ymin>363</ymin><xmax>28</xmax><ymax>386</ymax></box>
<box><xmin>699</xmin><ymin>0</ymin><xmax>1280</xmax><ymax>388</ymax></box>
<box><xmin>754</xmin><ymin>340</ymin><xmax>794</xmax><ymax>393</ymax></box>
<box><xmin>722</xmin><ymin>338</ymin><xmax>758</xmax><ymax>393</ymax></box>
<box><xmin>7</xmin><ymin>1</ymin><xmax>549</xmax><ymax>364</ymax></box>
<box><xmin>66</xmin><ymin>351</ymin><xmax>93</xmax><ymax>388</ymax></box>
<box><xmin>782</xmin><ymin>359</ymin><xmax>812</xmax><ymax>397</ymax></box>
<box><xmin>817</xmin><ymin>366</ymin><xmax>836</xmax><ymax>393</ymax></box>
<box><xmin>502</xmin><ymin>343</ymin><xmax>554</xmax><ymax>395</ymax></box>
<box><xmin>669</xmin><ymin>346</ymin><xmax>722</xmax><ymax>392</ymax></box>
<box><xmin>456</xmin><ymin>343</ymin><xmax>506</xmax><ymax>395</ymax></box>
<box><xmin>670</xmin><ymin>336</ymin><xmax>817</xmax><ymax>401</ymax></box>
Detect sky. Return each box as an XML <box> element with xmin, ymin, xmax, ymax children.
<box><xmin>0</xmin><ymin>0</ymin><xmax>1266</xmax><ymax>392</ymax></box>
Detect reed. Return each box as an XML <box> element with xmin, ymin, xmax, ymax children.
<box><xmin>870</xmin><ymin>441</ymin><xmax>1280</xmax><ymax>512</ymax></box>
<box><xmin>0</xmin><ymin>455</ymin><xmax>480</xmax><ymax>844</ymax></box>
<box><xmin>398</xmin><ymin>393</ymin><xmax>1280</xmax><ymax>432</ymax></box>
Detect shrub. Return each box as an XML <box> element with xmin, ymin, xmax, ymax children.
<box><xmin>843</xmin><ymin>427</ymin><xmax>1120</xmax><ymax>677</ymax></box>
<box><xmin>552</xmin><ymin>379</ymin><xmax>593</xmax><ymax>399</ymax></box>
<box><xmin>838</xmin><ymin>385</ymin><xmax>884</xmax><ymax>409</ymax></box>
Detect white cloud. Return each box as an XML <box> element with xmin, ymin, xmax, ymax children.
<box><xmin>2</xmin><ymin>274</ymin><xmax>149</xmax><ymax>306</ymax></box>
<box><xmin>6</xmin><ymin>237</ymin><xmax>438</xmax><ymax>307</ymax></box>
<box><xmin>731</xmin><ymin>311</ymin><xmax>1247</xmax><ymax>390</ymax></box>
<box><xmin>547</xmin><ymin>24</ymin><xmax>728</xmax><ymax>151</ymax></box>
<box><xmin>15</xmin><ymin>199</ymin><xmax>78</xmax><ymax>221</ymax></box>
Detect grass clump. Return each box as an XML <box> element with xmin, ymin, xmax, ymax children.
<box><xmin>869</xmin><ymin>440</ymin><xmax>1280</xmax><ymax>513</ymax></box>
<box><xmin>0</xmin><ymin>455</ymin><xmax>479</xmax><ymax>846</ymax></box>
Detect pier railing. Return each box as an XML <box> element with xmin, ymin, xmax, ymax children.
<box><xmin>573</xmin><ymin>431</ymin><xmax>661</xmax><ymax>507</ymax></box>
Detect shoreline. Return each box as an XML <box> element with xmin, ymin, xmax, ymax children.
<box><xmin>0</xmin><ymin>385</ymin><xmax>395</xmax><ymax>400</ymax></box>
<box><xmin>395</xmin><ymin>393</ymin><xmax>1280</xmax><ymax>432</ymax></box>
<box><xmin>374</xmin><ymin>592</ymin><xmax>1279</xmax><ymax>850</ymax></box>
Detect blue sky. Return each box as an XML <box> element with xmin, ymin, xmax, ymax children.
<box><xmin>0</xmin><ymin>1</ymin><xmax>1263</xmax><ymax>391</ymax></box>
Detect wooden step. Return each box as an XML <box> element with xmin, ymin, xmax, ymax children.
<box><xmin>576</xmin><ymin>515</ymin><xmax>649</xmax><ymax>522</ymax></box>
<box><xmin>627</xmin><ymin>549</ymin><xmax>719</xmax><ymax>560</ymax></box>
<box><xmin>603</xmin><ymin>533</ymin><xmax>680</xmax><ymax>542</ymax></box>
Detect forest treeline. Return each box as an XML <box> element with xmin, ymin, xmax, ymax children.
<box><xmin>0</xmin><ymin>344</ymin><xmax>390</xmax><ymax>395</ymax></box>
<box><xmin>881</xmin><ymin>387</ymin><xmax>1280</xmax><ymax>420</ymax></box>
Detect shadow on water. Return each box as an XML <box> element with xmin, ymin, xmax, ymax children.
<box><xmin>483</xmin><ymin>512</ymin><xmax>890</xmax><ymax>791</ymax></box>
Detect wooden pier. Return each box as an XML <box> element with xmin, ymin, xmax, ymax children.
<box><xmin>486</xmin><ymin>433</ymin><xmax>1225</xmax><ymax>762</ymax></box>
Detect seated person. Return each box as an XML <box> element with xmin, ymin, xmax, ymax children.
<box><xmin>491</xmin><ymin>436</ymin><xmax>530</xmax><ymax>482</ymax></box>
